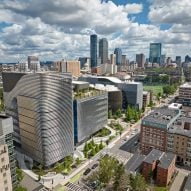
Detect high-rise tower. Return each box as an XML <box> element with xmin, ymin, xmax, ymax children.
<box><xmin>114</xmin><ymin>48</ymin><xmax>122</xmax><ymax>66</ymax></box>
<box><xmin>90</xmin><ymin>34</ymin><xmax>98</xmax><ymax>68</ymax></box>
<box><xmin>99</xmin><ymin>38</ymin><xmax>108</xmax><ymax>64</ymax></box>
<box><xmin>149</xmin><ymin>43</ymin><xmax>162</xmax><ymax>64</ymax></box>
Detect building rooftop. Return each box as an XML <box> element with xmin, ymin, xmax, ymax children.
<box><xmin>144</xmin><ymin>149</ymin><xmax>176</xmax><ymax>170</ymax></box>
<box><xmin>125</xmin><ymin>153</ymin><xmax>146</xmax><ymax>173</ymax></box>
<box><xmin>142</xmin><ymin>107</ymin><xmax>180</xmax><ymax>128</ymax></box>
<box><xmin>72</xmin><ymin>81</ymin><xmax>89</xmax><ymax>85</ymax></box>
<box><xmin>180</xmin><ymin>83</ymin><xmax>191</xmax><ymax>88</ymax></box>
<box><xmin>183</xmin><ymin>174</ymin><xmax>191</xmax><ymax>191</ymax></box>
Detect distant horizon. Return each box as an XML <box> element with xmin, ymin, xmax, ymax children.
<box><xmin>0</xmin><ymin>0</ymin><xmax>190</xmax><ymax>62</ymax></box>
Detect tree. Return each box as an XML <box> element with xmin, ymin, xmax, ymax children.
<box><xmin>98</xmin><ymin>156</ymin><xmax>118</xmax><ymax>185</ymax></box>
<box><xmin>76</xmin><ymin>158</ymin><xmax>81</xmax><ymax>166</ymax></box>
<box><xmin>130</xmin><ymin>173</ymin><xmax>147</xmax><ymax>191</ymax></box>
<box><xmin>16</xmin><ymin>168</ymin><xmax>24</xmax><ymax>182</ymax></box>
<box><xmin>99</xmin><ymin>140</ymin><xmax>104</xmax><ymax>150</ymax></box>
<box><xmin>95</xmin><ymin>144</ymin><xmax>100</xmax><ymax>153</ymax></box>
<box><xmin>108</xmin><ymin>110</ymin><xmax>113</xmax><ymax>119</ymax></box>
<box><xmin>115</xmin><ymin>109</ymin><xmax>122</xmax><ymax>118</ymax></box>
<box><xmin>15</xmin><ymin>186</ymin><xmax>27</xmax><ymax>191</ymax></box>
<box><xmin>113</xmin><ymin>163</ymin><xmax>129</xmax><ymax>191</ymax></box>
<box><xmin>90</xmin><ymin>147</ymin><xmax>96</xmax><ymax>156</ymax></box>
<box><xmin>84</xmin><ymin>142</ymin><xmax>89</xmax><ymax>152</ymax></box>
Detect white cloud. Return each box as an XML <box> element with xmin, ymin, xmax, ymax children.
<box><xmin>0</xmin><ymin>0</ymin><xmax>190</xmax><ymax>62</ymax></box>
<box><xmin>149</xmin><ymin>0</ymin><xmax>191</xmax><ymax>25</ymax></box>
<box><xmin>123</xmin><ymin>3</ymin><xmax>143</xmax><ymax>14</ymax></box>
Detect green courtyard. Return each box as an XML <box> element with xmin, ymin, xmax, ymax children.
<box><xmin>143</xmin><ymin>85</ymin><xmax>163</xmax><ymax>96</ymax></box>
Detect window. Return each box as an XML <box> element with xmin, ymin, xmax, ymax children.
<box><xmin>4</xmin><ymin>180</ymin><xmax>7</xmax><ymax>185</ymax></box>
<box><xmin>3</xmin><ymin>172</ymin><xmax>6</xmax><ymax>177</ymax></box>
<box><xmin>1</xmin><ymin>157</ymin><xmax>4</xmax><ymax>162</ymax></box>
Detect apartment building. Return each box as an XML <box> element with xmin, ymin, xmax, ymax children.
<box><xmin>167</xmin><ymin>112</ymin><xmax>191</xmax><ymax>166</ymax></box>
<box><xmin>142</xmin><ymin>149</ymin><xmax>176</xmax><ymax>187</ymax></box>
<box><xmin>178</xmin><ymin>83</ymin><xmax>191</xmax><ymax>106</ymax></box>
<box><xmin>140</xmin><ymin>107</ymin><xmax>180</xmax><ymax>154</ymax></box>
<box><xmin>0</xmin><ymin>145</ymin><xmax>12</xmax><ymax>191</ymax></box>
<box><xmin>54</xmin><ymin>60</ymin><xmax>80</xmax><ymax>77</ymax></box>
<box><xmin>0</xmin><ymin>115</ymin><xmax>17</xmax><ymax>190</ymax></box>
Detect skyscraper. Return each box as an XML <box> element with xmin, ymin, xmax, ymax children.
<box><xmin>176</xmin><ymin>56</ymin><xmax>181</xmax><ymax>66</ymax></box>
<box><xmin>90</xmin><ymin>34</ymin><xmax>98</xmax><ymax>68</ymax></box>
<box><xmin>149</xmin><ymin>43</ymin><xmax>162</xmax><ymax>64</ymax></box>
<box><xmin>114</xmin><ymin>48</ymin><xmax>122</xmax><ymax>66</ymax></box>
<box><xmin>99</xmin><ymin>38</ymin><xmax>108</xmax><ymax>64</ymax></box>
<box><xmin>136</xmin><ymin>53</ymin><xmax>145</xmax><ymax>68</ymax></box>
<box><xmin>2</xmin><ymin>72</ymin><xmax>74</xmax><ymax>168</ymax></box>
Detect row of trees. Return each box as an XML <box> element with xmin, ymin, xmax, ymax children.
<box><xmin>163</xmin><ymin>84</ymin><xmax>178</xmax><ymax>95</ymax></box>
<box><xmin>125</xmin><ymin>106</ymin><xmax>142</xmax><ymax>122</ymax></box>
<box><xmin>108</xmin><ymin>109</ymin><xmax>122</xmax><ymax>119</ymax></box>
<box><xmin>87</xmin><ymin>155</ymin><xmax>147</xmax><ymax>191</ymax></box>
<box><xmin>83</xmin><ymin>139</ymin><xmax>104</xmax><ymax>158</ymax></box>
<box><xmin>144</xmin><ymin>75</ymin><xmax>169</xmax><ymax>84</ymax></box>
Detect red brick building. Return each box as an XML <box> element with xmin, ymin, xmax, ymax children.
<box><xmin>142</xmin><ymin>149</ymin><xmax>176</xmax><ymax>187</ymax></box>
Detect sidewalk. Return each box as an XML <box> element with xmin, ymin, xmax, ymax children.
<box><xmin>170</xmin><ymin>170</ymin><xmax>188</xmax><ymax>191</ymax></box>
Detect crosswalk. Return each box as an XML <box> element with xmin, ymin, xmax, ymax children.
<box><xmin>65</xmin><ymin>182</ymin><xmax>86</xmax><ymax>191</ymax></box>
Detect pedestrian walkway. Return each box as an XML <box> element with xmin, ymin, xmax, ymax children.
<box><xmin>170</xmin><ymin>170</ymin><xmax>188</xmax><ymax>191</ymax></box>
<box><xmin>65</xmin><ymin>182</ymin><xmax>84</xmax><ymax>191</ymax></box>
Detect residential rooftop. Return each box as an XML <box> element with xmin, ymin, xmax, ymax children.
<box><xmin>142</xmin><ymin>107</ymin><xmax>180</xmax><ymax>128</ymax></box>
<box><xmin>144</xmin><ymin>149</ymin><xmax>176</xmax><ymax>170</ymax></box>
<box><xmin>180</xmin><ymin>83</ymin><xmax>191</xmax><ymax>88</ymax></box>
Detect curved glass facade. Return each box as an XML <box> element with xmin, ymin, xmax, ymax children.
<box><xmin>2</xmin><ymin>72</ymin><xmax>73</xmax><ymax>167</ymax></box>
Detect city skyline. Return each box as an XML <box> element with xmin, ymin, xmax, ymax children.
<box><xmin>0</xmin><ymin>0</ymin><xmax>191</xmax><ymax>62</ymax></box>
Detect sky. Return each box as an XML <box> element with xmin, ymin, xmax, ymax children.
<box><xmin>0</xmin><ymin>0</ymin><xmax>191</xmax><ymax>62</ymax></box>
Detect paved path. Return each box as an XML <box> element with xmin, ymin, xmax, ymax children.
<box><xmin>170</xmin><ymin>170</ymin><xmax>188</xmax><ymax>191</ymax></box>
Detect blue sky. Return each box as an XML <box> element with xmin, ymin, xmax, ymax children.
<box><xmin>0</xmin><ymin>0</ymin><xmax>191</xmax><ymax>62</ymax></box>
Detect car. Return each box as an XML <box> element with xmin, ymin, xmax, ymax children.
<box><xmin>83</xmin><ymin>168</ymin><xmax>91</xmax><ymax>175</ymax></box>
<box><xmin>91</xmin><ymin>163</ymin><xmax>98</xmax><ymax>169</ymax></box>
<box><xmin>134</xmin><ymin>141</ymin><xmax>138</xmax><ymax>146</ymax></box>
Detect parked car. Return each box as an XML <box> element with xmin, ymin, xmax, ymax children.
<box><xmin>91</xmin><ymin>163</ymin><xmax>98</xmax><ymax>169</ymax></box>
<box><xmin>83</xmin><ymin>168</ymin><xmax>91</xmax><ymax>175</ymax></box>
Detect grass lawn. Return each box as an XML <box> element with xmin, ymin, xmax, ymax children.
<box><xmin>144</xmin><ymin>85</ymin><xmax>164</xmax><ymax>96</ymax></box>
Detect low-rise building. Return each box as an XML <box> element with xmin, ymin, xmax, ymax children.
<box><xmin>143</xmin><ymin>91</ymin><xmax>151</xmax><ymax>109</ymax></box>
<box><xmin>142</xmin><ymin>149</ymin><xmax>176</xmax><ymax>187</ymax></box>
<box><xmin>79</xmin><ymin>75</ymin><xmax>143</xmax><ymax>110</ymax></box>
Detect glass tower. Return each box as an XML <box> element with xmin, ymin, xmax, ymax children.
<box><xmin>114</xmin><ymin>48</ymin><xmax>122</xmax><ymax>66</ymax></box>
<box><xmin>90</xmin><ymin>34</ymin><xmax>98</xmax><ymax>68</ymax></box>
<box><xmin>149</xmin><ymin>43</ymin><xmax>162</xmax><ymax>64</ymax></box>
<box><xmin>99</xmin><ymin>38</ymin><xmax>108</xmax><ymax>64</ymax></box>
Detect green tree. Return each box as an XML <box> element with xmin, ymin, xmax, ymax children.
<box><xmin>90</xmin><ymin>147</ymin><xmax>96</xmax><ymax>156</ymax></box>
<box><xmin>16</xmin><ymin>168</ymin><xmax>24</xmax><ymax>182</ymax></box>
<box><xmin>84</xmin><ymin>142</ymin><xmax>89</xmax><ymax>152</ymax></box>
<box><xmin>99</xmin><ymin>140</ymin><xmax>104</xmax><ymax>150</ymax></box>
<box><xmin>115</xmin><ymin>109</ymin><xmax>122</xmax><ymax>118</ymax></box>
<box><xmin>95</xmin><ymin>144</ymin><xmax>100</xmax><ymax>153</ymax></box>
<box><xmin>15</xmin><ymin>186</ymin><xmax>27</xmax><ymax>191</ymax></box>
<box><xmin>108</xmin><ymin>110</ymin><xmax>113</xmax><ymax>119</ymax></box>
<box><xmin>76</xmin><ymin>158</ymin><xmax>81</xmax><ymax>166</ymax></box>
<box><xmin>130</xmin><ymin>173</ymin><xmax>147</xmax><ymax>191</ymax></box>
<box><xmin>113</xmin><ymin>163</ymin><xmax>129</xmax><ymax>191</ymax></box>
<box><xmin>98</xmin><ymin>156</ymin><xmax>118</xmax><ymax>185</ymax></box>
